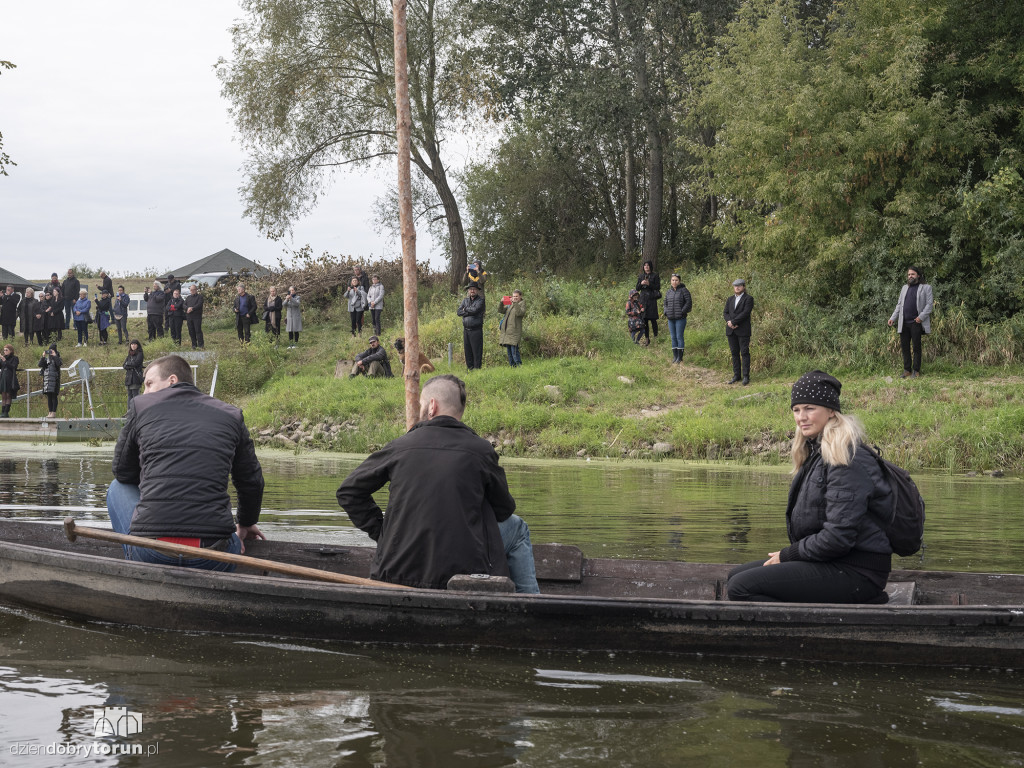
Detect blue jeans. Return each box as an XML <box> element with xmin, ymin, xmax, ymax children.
<box><xmin>498</xmin><ymin>514</ymin><xmax>540</xmax><ymax>593</ymax></box>
<box><xmin>667</xmin><ymin>316</ymin><xmax>687</xmax><ymax>351</ymax></box>
<box><xmin>106</xmin><ymin>479</ymin><xmax>241</xmax><ymax>571</ymax></box>
<box><xmin>504</xmin><ymin>344</ymin><xmax>522</xmax><ymax>367</ymax></box>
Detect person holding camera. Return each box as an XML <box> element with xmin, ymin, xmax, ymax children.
<box><xmin>112</xmin><ymin>286</ymin><xmax>130</xmax><ymax>345</ymax></box>
<box><xmin>73</xmin><ymin>289</ymin><xmax>91</xmax><ymax>347</ymax></box>
<box><xmin>498</xmin><ymin>289</ymin><xmax>526</xmax><ymax>367</ymax></box>
<box><xmin>38</xmin><ymin>343</ymin><xmax>62</xmax><ymax>418</ymax></box>
<box><xmin>284</xmin><ymin>286</ymin><xmax>302</xmax><ymax>348</ymax></box>
<box><xmin>184</xmin><ymin>284</ymin><xmax>205</xmax><ymax>349</ymax></box>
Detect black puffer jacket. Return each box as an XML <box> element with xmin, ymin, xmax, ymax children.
<box><xmin>112</xmin><ymin>383</ymin><xmax>264</xmax><ymax>538</ymax></box>
<box><xmin>336</xmin><ymin>415</ymin><xmax>514</xmax><ymax>589</ymax></box>
<box><xmin>663</xmin><ymin>284</ymin><xmax>692</xmax><ymax>319</ymax></box>
<box><xmin>780</xmin><ymin>441</ymin><xmax>893</xmax><ymax>581</ymax></box>
<box><xmin>457</xmin><ymin>294</ymin><xmax>486</xmax><ymax>329</ymax></box>
<box><xmin>123</xmin><ymin>349</ymin><xmax>144</xmax><ymax>388</ymax></box>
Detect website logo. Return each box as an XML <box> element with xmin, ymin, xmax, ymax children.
<box><xmin>92</xmin><ymin>707</ymin><xmax>144</xmax><ymax>738</ymax></box>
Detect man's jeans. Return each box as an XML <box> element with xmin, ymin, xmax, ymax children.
<box><xmin>498</xmin><ymin>514</ymin><xmax>540</xmax><ymax>593</ymax></box>
<box><xmin>504</xmin><ymin>344</ymin><xmax>522</xmax><ymax>367</ymax></box>
<box><xmin>106</xmin><ymin>479</ymin><xmax>241</xmax><ymax>571</ymax></box>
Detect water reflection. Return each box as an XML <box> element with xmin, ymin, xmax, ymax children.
<box><xmin>1</xmin><ymin>450</ymin><xmax>1022</xmax><ymax>572</ymax></box>
<box><xmin>1</xmin><ymin>608</ymin><xmax>1022</xmax><ymax>768</ymax></box>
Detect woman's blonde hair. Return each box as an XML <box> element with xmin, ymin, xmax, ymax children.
<box><xmin>791</xmin><ymin>411</ymin><xmax>866</xmax><ymax>472</ymax></box>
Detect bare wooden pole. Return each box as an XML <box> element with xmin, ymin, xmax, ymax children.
<box><xmin>393</xmin><ymin>0</ymin><xmax>420</xmax><ymax>430</ymax></box>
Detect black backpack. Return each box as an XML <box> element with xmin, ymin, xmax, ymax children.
<box><xmin>866</xmin><ymin>446</ymin><xmax>926</xmax><ymax>556</ymax></box>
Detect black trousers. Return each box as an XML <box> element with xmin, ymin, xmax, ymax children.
<box><xmin>46</xmin><ymin>392</ymin><xmax>58</xmax><ymax>414</ymax></box>
<box><xmin>349</xmin><ymin>310</ymin><xmax>364</xmax><ymax>335</ymax></box>
<box><xmin>1</xmin><ymin>322</ymin><xmax>14</xmax><ymax>339</ymax></box>
<box><xmin>726</xmin><ymin>559</ymin><xmax>886</xmax><ymax>603</ymax></box>
<box><xmin>463</xmin><ymin>326</ymin><xmax>483</xmax><ymax>369</ymax></box>
<box><xmin>236</xmin><ymin>315</ymin><xmax>251</xmax><ymax>342</ymax></box>
<box><xmin>642</xmin><ymin>318</ymin><xmax>658</xmax><ymax>340</ymax></box>
<box><xmin>900</xmin><ymin>322</ymin><xmax>924</xmax><ymax>372</ymax></box>
<box><xmin>169</xmin><ymin>317</ymin><xmax>184</xmax><ymax>344</ymax></box>
<box><xmin>727</xmin><ymin>333</ymin><xmax>750</xmax><ymax>378</ymax></box>
<box><xmin>371</xmin><ymin>309</ymin><xmax>382</xmax><ymax>335</ymax></box>
<box><xmin>187</xmin><ymin>316</ymin><xmax>204</xmax><ymax>348</ymax></box>
<box><xmin>147</xmin><ymin>315</ymin><xmax>164</xmax><ymax>340</ymax></box>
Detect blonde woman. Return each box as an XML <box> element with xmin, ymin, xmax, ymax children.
<box><xmin>727</xmin><ymin>371</ymin><xmax>894</xmax><ymax>603</ymax></box>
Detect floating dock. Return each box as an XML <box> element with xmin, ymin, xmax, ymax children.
<box><xmin>0</xmin><ymin>418</ymin><xmax>123</xmax><ymax>442</ymax></box>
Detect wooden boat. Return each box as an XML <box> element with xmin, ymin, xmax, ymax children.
<box><xmin>1</xmin><ymin>519</ymin><xmax>1021</xmax><ymax>668</ymax></box>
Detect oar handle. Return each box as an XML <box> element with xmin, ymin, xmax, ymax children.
<box><xmin>62</xmin><ymin>517</ymin><xmax>409</xmax><ymax>589</ymax></box>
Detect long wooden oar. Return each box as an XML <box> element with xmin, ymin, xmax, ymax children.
<box><xmin>63</xmin><ymin>517</ymin><xmax>409</xmax><ymax>589</ymax></box>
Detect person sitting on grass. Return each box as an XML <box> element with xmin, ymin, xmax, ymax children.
<box><xmin>349</xmin><ymin>336</ymin><xmax>393</xmax><ymax>379</ymax></box>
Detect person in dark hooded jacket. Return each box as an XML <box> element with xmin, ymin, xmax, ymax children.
<box><xmin>635</xmin><ymin>260</ymin><xmax>661</xmax><ymax>343</ymax></box>
<box><xmin>38</xmin><ymin>343</ymin><xmax>62</xmax><ymax>418</ymax></box>
<box><xmin>726</xmin><ymin>371</ymin><xmax>894</xmax><ymax>603</ymax></box>
<box><xmin>457</xmin><ymin>284</ymin><xmax>485</xmax><ymax>369</ymax></box>
<box><xmin>123</xmin><ymin>339</ymin><xmax>144</xmax><ymax>407</ymax></box>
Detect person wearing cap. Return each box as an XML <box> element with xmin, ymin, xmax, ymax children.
<box><xmin>887</xmin><ymin>266</ymin><xmax>933</xmax><ymax>378</ymax></box>
<box><xmin>349</xmin><ymin>335</ymin><xmax>393</xmax><ymax>378</ymax></box>
<box><xmin>457</xmin><ymin>283</ymin><xmax>485</xmax><ymax>370</ymax></box>
<box><xmin>337</xmin><ymin>374</ymin><xmax>539</xmax><ymax>593</ymax></box>
<box><xmin>724</xmin><ymin>278</ymin><xmax>753</xmax><ymax>385</ymax></box>
<box><xmin>726</xmin><ymin>371</ymin><xmax>894</xmax><ymax>603</ymax></box>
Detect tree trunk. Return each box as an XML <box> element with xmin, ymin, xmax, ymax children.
<box><xmin>624</xmin><ymin>146</ymin><xmax>637</xmax><ymax>255</ymax></box>
<box><xmin>642</xmin><ymin>122</ymin><xmax>663</xmax><ymax>269</ymax></box>
<box><xmin>393</xmin><ymin>0</ymin><xmax>420</xmax><ymax>429</ymax></box>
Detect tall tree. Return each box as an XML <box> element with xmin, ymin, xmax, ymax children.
<box><xmin>0</xmin><ymin>61</ymin><xmax>16</xmax><ymax>176</ymax></box>
<box><xmin>218</xmin><ymin>0</ymin><xmax>473</xmax><ymax>290</ymax></box>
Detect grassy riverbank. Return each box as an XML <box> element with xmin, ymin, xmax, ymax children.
<box><xmin>13</xmin><ymin>269</ymin><xmax>1023</xmax><ymax>472</ymax></box>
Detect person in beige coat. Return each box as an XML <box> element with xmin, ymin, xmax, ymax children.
<box><xmin>498</xmin><ymin>289</ymin><xmax>526</xmax><ymax>367</ymax></box>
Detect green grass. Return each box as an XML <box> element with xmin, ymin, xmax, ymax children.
<box><xmin>10</xmin><ymin>268</ymin><xmax>1023</xmax><ymax>471</ymax></box>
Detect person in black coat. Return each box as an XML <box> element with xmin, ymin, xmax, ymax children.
<box><xmin>18</xmin><ymin>288</ymin><xmax>42</xmax><ymax>345</ymax></box>
<box><xmin>233</xmin><ymin>284</ymin><xmax>256</xmax><ymax>343</ymax></box>
<box><xmin>337</xmin><ymin>374</ymin><xmax>539</xmax><ymax>592</ymax></box>
<box><xmin>41</xmin><ymin>289</ymin><xmax>64</xmax><ymax>344</ymax></box>
<box><xmin>38</xmin><ymin>343</ymin><xmax>62</xmax><ymax>418</ymax></box>
<box><xmin>635</xmin><ymin>261</ymin><xmax>662</xmax><ymax>342</ymax></box>
<box><xmin>724</xmin><ymin>278</ymin><xmax>754</xmax><ymax>385</ymax></box>
<box><xmin>0</xmin><ymin>343</ymin><xmax>20</xmax><ymax>417</ymax></box>
<box><xmin>663</xmin><ymin>273</ymin><xmax>692</xmax><ymax>364</ymax></box>
<box><xmin>456</xmin><ymin>284</ymin><xmax>485</xmax><ymax>370</ymax></box>
<box><xmin>123</xmin><ymin>340</ymin><xmax>144</xmax><ymax>407</ymax></box>
<box><xmin>61</xmin><ymin>269</ymin><xmax>80</xmax><ymax>329</ymax></box>
<box><xmin>1</xmin><ymin>286</ymin><xmax>20</xmax><ymax>340</ymax></box>
<box><xmin>108</xmin><ymin>354</ymin><xmax>265</xmax><ymax>571</ymax></box>
<box><xmin>166</xmin><ymin>289</ymin><xmax>186</xmax><ymax>345</ymax></box>
<box><xmin>184</xmin><ymin>284</ymin><xmax>205</xmax><ymax>349</ymax></box>
<box><xmin>727</xmin><ymin>371</ymin><xmax>893</xmax><ymax>603</ymax></box>
<box><xmin>143</xmin><ymin>282</ymin><xmax>166</xmax><ymax>340</ymax></box>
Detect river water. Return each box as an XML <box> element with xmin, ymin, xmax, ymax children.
<box><xmin>1</xmin><ymin>448</ymin><xmax>1022</xmax><ymax>767</ymax></box>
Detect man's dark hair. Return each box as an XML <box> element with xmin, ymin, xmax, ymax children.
<box><xmin>4</xmin><ymin>285</ymin><xmax>11</xmax><ymax>291</ymax></box>
<box><xmin>149</xmin><ymin>354</ymin><xmax>194</xmax><ymax>385</ymax></box>
<box><xmin>118</xmin><ymin>285</ymin><xmax>125</xmax><ymax>291</ymax></box>
<box><xmin>908</xmin><ymin>266</ymin><xmax>924</xmax><ymax>280</ymax></box>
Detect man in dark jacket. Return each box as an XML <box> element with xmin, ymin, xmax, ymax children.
<box><xmin>724</xmin><ymin>278</ymin><xmax>754</xmax><ymax>385</ymax></box>
<box><xmin>61</xmin><ymin>269</ymin><xmax>80</xmax><ymax>328</ymax></box>
<box><xmin>143</xmin><ymin>281</ymin><xmax>166</xmax><ymax>340</ymax></box>
<box><xmin>457</xmin><ymin>284</ymin><xmax>485</xmax><ymax>370</ymax></box>
<box><xmin>349</xmin><ymin>336</ymin><xmax>393</xmax><ymax>378</ymax></box>
<box><xmin>336</xmin><ymin>374</ymin><xmax>539</xmax><ymax>592</ymax></box>
<box><xmin>184</xmin><ymin>283</ymin><xmax>205</xmax><ymax>349</ymax></box>
<box><xmin>352</xmin><ymin>265</ymin><xmax>370</xmax><ymax>293</ymax></box>
<box><xmin>107</xmin><ymin>354</ymin><xmax>265</xmax><ymax>570</ymax></box>
<box><xmin>233</xmin><ymin>283</ymin><xmax>255</xmax><ymax>343</ymax></box>
<box><xmin>0</xmin><ymin>286</ymin><xmax>20</xmax><ymax>340</ymax></box>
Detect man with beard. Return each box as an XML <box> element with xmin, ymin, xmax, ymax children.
<box><xmin>888</xmin><ymin>267</ymin><xmax>934</xmax><ymax>378</ymax></box>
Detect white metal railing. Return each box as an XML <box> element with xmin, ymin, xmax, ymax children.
<box><xmin>13</xmin><ymin>360</ymin><xmax>198</xmax><ymax>418</ymax></box>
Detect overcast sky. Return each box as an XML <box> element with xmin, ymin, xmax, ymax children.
<box><xmin>1</xmin><ymin>0</ymin><xmax>441</xmax><ymax>280</ymax></box>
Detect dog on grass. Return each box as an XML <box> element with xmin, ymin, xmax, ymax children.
<box><xmin>393</xmin><ymin>338</ymin><xmax>435</xmax><ymax>374</ymax></box>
